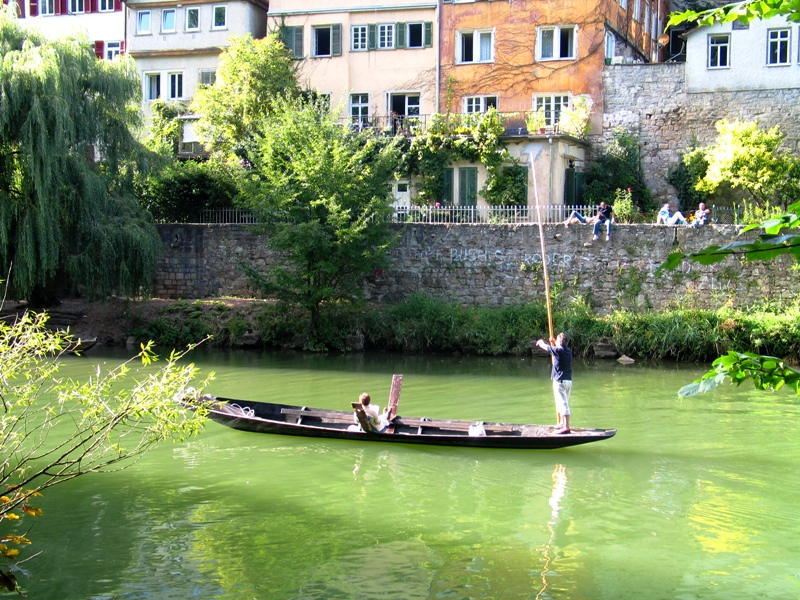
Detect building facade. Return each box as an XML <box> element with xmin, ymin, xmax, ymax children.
<box><xmin>125</xmin><ymin>0</ymin><xmax>268</xmax><ymax>125</ymax></box>
<box><xmin>267</xmin><ymin>0</ymin><xmax>438</xmax><ymax>132</ymax></box>
<box><xmin>7</xmin><ymin>0</ymin><xmax>125</xmax><ymax>60</ymax></box>
<box><xmin>685</xmin><ymin>14</ymin><xmax>800</xmax><ymax>93</ymax></box>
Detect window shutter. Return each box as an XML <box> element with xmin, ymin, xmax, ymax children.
<box><xmin>29</xmin><ymin>0</ymin><xmax>38</xmax><ymax>16</ymax></box>
<box><xmin>119</xmin><ymin>40</ymin><xmax>125</xmax><ymax>54</ymax></box>
<box><xmin>87</xmin><ymin>0</ymin><xmax>94</xmax><ymax>12</ymax></box>
<box><xmin>396</xmin><ymin>22</ymin><xmax>406</xmax><ymax>48</ymax></box>
<box><xmin>94</xmin><ymin>40</ymin><xmax>104</xmax><ymax>59</ymax></box>
<box><xmin>293</xmin><ymin>27</ymin><xmax>304</xmax><ymax>58</ymax></box>
<box><xmin>459</xmin><ymin>167</ymin><xmax>478</xmax><ymax>206</ymax></box>
<box><xmin>280</xmin><ymin>26</ymin><xmax>292</xmax><ymax>51</ymax></box>
<box><xmin>368</xmin><ymin>24</ymin><xmax>376</xmax><ymax>50</ymax></box>
<box><xmin>424</xmin><ymin>22</ymin><xmax>433</xmax><ymax>47</ymax></box>
<box><xmin>442</xmin><ymin>168</ymin><xmax>453</xmax><ymax>205</ymax></box>
<box><xmin>114</xmin><ymin>0</ymin><xmax>121</xmax><ymax>10</ymax></box>
<box><xmin>55</xmin><ymin>0</ymin><xmax>62</xmax><ymax>15</ymax></box>
<box><xmin>332</xmin><ymin>23</ymin><xmax>342</xmax><ymax>56</ymax></box>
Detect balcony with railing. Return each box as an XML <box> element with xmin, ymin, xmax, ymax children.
<box><xmin>341</xmin><ymin>112</ymin><xmax>567</xmax><ymax>138</ymax></box>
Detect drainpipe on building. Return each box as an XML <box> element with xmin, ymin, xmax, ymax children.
<box><xmin>435</xmin><ymin>0</ymin><xmax>441</xmax><ymax>114</ymax></box>
<box><xmin>548</xmin><ymin>135</ymin><xmax>555</xmax><ymax>204</ymax></box>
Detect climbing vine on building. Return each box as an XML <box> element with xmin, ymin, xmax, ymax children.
<box><xmin>400</xmin><ymin>109</ymin><xmax>525</xmax><ymax>205</ymax></box>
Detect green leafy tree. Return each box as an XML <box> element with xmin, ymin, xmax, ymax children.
<box><xmin>682</xmin><ymin>120</ymin><xmax>800</xmax><ymax>216</ymax></box>
<box><xmin>668</xmin><ymin>0</ymin><xmax>800</xmax><ymax>27</ymax></box>
<box><xmin>0</xmin><ymin>311</ymin><xmax>211</xmax><ymax>593</ymax></box>
<box><xmin>0</xmin><ymin>13</ymin><xmax>160</xmax><ymax>304</ymax></box>
<box><xmin>667</xmin><ymin>148</ymin><xmax>712</xmax><ymax>210</ymax></box>
<box><xmin>239</xmin><ymin>95</ymin><xmax>402</xmax><ymax>340</ymax></box>
<box><xmin>191</xmin><ymin>34</ymin><xmax>299</xmax><ymax>159</ymax></box>
<box><xmin>135</xmin><ymin>159</ymin><xmax>240</xmax><ymax>223</ymax></box>
<box><xmin>584</xmin><ymin>129</ymin><xmax>653</xmax><ymax>212</ymax></box>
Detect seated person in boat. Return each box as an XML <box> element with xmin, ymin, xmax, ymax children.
<box><xmin>348</xmin><ymin>392</ymin><xmax>388</xmax><ymax>433</ymax></box>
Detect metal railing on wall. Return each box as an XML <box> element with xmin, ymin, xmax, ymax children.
<box><xmin>393</xmin><ymin>205</ymin><xmax>595</xmax><ymax>224</ymax></box>
<box><xmin>193</xmin><ymin>204</ymin><xmax>744</xmax><ymax>226</ymax></box>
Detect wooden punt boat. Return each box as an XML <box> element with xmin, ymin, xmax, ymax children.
<box><xmin>191</xmin><ymin>395</ymin><xmax>616</xmax><ymax>450</ymax></box>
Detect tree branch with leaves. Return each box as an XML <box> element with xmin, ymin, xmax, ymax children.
<box><xmin>1</xmin><ymin>311</ymin><xmax>211</xmax><ymax>593</ymax></box>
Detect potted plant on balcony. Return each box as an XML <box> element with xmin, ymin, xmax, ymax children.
<box><xmin>558</xmin><ymin>95</ymin><xmax>593</xmax><ymax>139</ymax></box>
<box><xmin>525</xmin><ymin>107</ymin><xmax>547</xmax><ymax>135</ymax></box>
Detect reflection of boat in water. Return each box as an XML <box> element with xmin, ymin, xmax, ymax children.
<box><xmin>188</xmin><ymin>395</ymin><xmax>616</xmax><ymax>450</ymax></box>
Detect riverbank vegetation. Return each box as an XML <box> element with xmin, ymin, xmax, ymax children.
<box><xmin>128</xmin><ymin>294</ymin><xmax>800</xmax><ymax>364</ymax></box>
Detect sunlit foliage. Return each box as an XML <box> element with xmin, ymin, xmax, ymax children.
<box><xmin>668</xmin><ymin>0</ymin><xmax>800</xmax><ymax>27</ymax></box>
<box><xmin>0</xmin><ymin>311</ymin><xmax>211</xmax><ymax>592</ymax></box>
<box><xmin>238</xmin><ymin>95</ymin><xmax>402</xmax><ymax>341</ymax></box>
<box><xmin>191</xmin><ymin>33</ymin><xmax>299</xmax><ymax>160</ymax></box>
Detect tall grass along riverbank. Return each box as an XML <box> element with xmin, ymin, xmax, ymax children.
<box><xmin>123</xmin><ymin>294</ymin><xmax>800</xmax><ymax>363</ymax></box>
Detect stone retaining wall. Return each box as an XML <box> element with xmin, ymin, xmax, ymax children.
<box><xmin>597</xmin><ymin>63</ymin><xmax>800</xmax><ymax>202</ymax></box>
<box><xmin>154</xmin><ymin>223</ymin><xmax>796</xmax><ymax>311</ymax></box>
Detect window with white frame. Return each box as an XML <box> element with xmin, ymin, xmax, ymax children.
<box><xmin>645</xmin><ymin>5</ymin><xmax>651</xmax><ymax>34</ymax></box>
<box><xmin>407</xmin><ymin>23</ymin><xmax>424</xmax><ymax>48</ymax></box>
<box><xmin>351</xmin><ymin>25</ymin><xmax>368</xmax><ymax>51</ymax></box>
<box><xmin>199</xmin><ymin>69</ymin><xmax>216</xmax><ymax>86</ymax></box>
<box><xmin>105</xmin><ymin>41</ymin><xmax>121</xmax><ymax>60</ymax></box>
<box><xmin>137</xmin><ymin>11</ymin><xmax>151</xmax><ymax>35</ymax></box>
<box><xmin>707</xmin><ymin>34</ymin><xmax>730</xmax><ymax>68</ymax></box>
<box><xmin>99</xmin><ymin>0</ymin><xmax>113</xmax><ymax>11</ymax></box>
<box><xmin>538</xmin><ymin>25</ymin><xmax>576</xmax><ymax>60</ymax></box>
<box><xmin>534</xmin><ymin>94</ymin><xmax>570</xmax><ymax>127</ymax></box>
<box><xmin>186</xmin><ymin>7</ymin><xmax>199</xmax><ymax>31</ymax></box>
<box><xmin>457</xmin><ymin>29</ymin><xmax>494</xmax><ymax>63</ymax></box>
<box><xmin>464</xmin><ymin>96</ymin><xmax>497</xmax><ymax>114</ymax></box>
<box><xmin>168</xmin><ymin>72</ymin><xmax>183</xmax><ymax>100</ymax></box>
<box><xmin>312</xmin><ymin>24</ymin><xmax>341</xmax><ymax>57</ymax></box>
<box><xmin>619</xmin><ymin>0</ymin><xmax>627</xmax><ymax>8</ymax></box>
<box><xmin>162</xmin><ymin>9</ymin><xmax>176</xmax><ymax>33</ymax></box>
<box><xmin>145</xmin><ymin>73</ymin><xmax>160</xmax><ymax>101</ymax></box>
<box><xmin>767</xmin><ymin>28</ymin><xmax>790</xmax><ymax>65</ymax></box>
<box><xmin>40</xmin><ymin>0</ymin><xmax>54</xmax><ymax>15</ymax></box>
<box><xmin>212</xmin><ymin>5</ymin><xmax>227</xmax><ymax>30</ymax></box>
<box><xmin>350</xmin><ymin>93</ymin><xmax>369</xmax><ymax>126</ymax></box>
<box><xmin>378</xmin><ymin>23</ymin><xmax>395</xmax><ymax>49</ymax></box>
<box><xmin>605</xmin><ymin>31</ymin><xmax>615</xmax><ymax>60</ymax></box>
<box><xmin>633</xmin><ymin>0</ymin><xmax>641</xmax><ymax>21</ymax></box>
<box><xmin>69</xmin><ymin>0</ymin><xmax>84</xmax><ymax>14</ymax></box>
<box><xmin>314</xmin><ymin>26</ymin><xmax>332</xmax><ymax>56</ymax></box>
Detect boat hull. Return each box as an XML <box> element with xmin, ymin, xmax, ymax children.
<box><xmin>199</xmin><ymin>397</ymin><xmax>616</xmax><ymax>450</ymax></box>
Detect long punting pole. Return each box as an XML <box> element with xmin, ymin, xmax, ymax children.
<box><xmin>529</xmin><ymin>151</ymin><xmax>555</xmax><ymax>341</ymax></box>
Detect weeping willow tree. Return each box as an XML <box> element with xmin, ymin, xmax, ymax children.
<box><xmin>0</xmin><ymin>11</ymin><xmax>159</xmax><ymax>304</ymax></box>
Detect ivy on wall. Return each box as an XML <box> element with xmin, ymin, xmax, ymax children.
<box><xmin>399</xmin><ymin>109</ymin><xmax>526</xmax><ymax>205</ymax></box>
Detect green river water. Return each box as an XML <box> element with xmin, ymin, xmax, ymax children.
<box><xmin>17</xmin><ymin>350</ymin><xmax>800</xmax><ymax>600</ymax></box>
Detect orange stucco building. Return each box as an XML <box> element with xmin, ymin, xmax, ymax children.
<box><xmin>440</xmin><ymin>0</ymin><xmax>667</xmax><ymax>128</ymax></box>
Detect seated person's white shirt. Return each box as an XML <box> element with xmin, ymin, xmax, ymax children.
<box><xmin>352</xmin><ymin>403</ymin><xmax>386</xmax><ymax>431</ymax></box>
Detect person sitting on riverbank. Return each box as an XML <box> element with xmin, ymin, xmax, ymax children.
<box><xmin>563</xmin><ymin>210</ymin><xmax>598</xmax><ymax>226</ymax></box>
<box><xmin>348</xmin><ymin>392</ymin><xmax>388</xmax><ymax>433</ymax></box>
<box><xmin>656</xmin><ymin>203</ymin><xmax>688</xmax><ymax>226</ymax></box>
<box><xmin>690</xmin><ymin>203</ymin><xmax>711</xmax><ymax>227</ymax></box>
<box><xmin>592</xmin><ymin>201</ymin><xmax>614</xmax><ymax>242</ymax></box>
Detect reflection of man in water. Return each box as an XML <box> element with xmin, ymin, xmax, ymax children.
<box><xmin>537</xmin><ymin>464</ymin><xmax>568</xmax><ymax>600</ymax></box>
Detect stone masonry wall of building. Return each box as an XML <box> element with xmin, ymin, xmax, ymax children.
<box><xmin>597</xmin><ymin>63</ymin><xmax>800</xmax><ymax>203</ymax></box>
<box><xmin>154</xmin><ymin>223</ymin><xmax>796</xmax><ymax>311</ymax></box>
